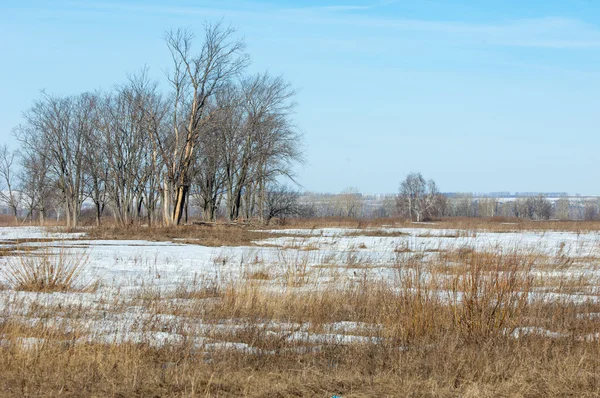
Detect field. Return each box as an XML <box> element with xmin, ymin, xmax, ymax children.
<box><xmin>1</xmin><ymin>221</ymin><xmax>600</xmax><ymax>397</ymax></box>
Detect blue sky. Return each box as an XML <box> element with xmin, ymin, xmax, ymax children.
<box><xmin>1</xmin><ymin>1</ymin><xmax>600</xmax><ymax>194</ymax></box>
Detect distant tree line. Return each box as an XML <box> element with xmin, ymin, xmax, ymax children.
<box><xmin>0</xmin><ymin>22</ymin><xmax>304</xmax><ymax>227</ymax></box>
<box><xmin>285</xmin><ymin>176</ymin><xmax>598</xmax><ymax>222</ymax></box>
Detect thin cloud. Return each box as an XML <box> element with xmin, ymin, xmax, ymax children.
<box><xmin>63</xmin><ymin>1</ymin><xmax>600</xmax><ymax>49</ymax></box>
<box><xmin>292</xmin><ymin>13</ymin><xmax>600</xmax><ymax>49</ymax></box>
<box><xmin>63</xmin><ymin>1</ymin><xmax>263</xmax><ymax>19</ymax></box>
<box><xmin>288</xmin><ymin>0</ymin><xmax>398</xmax><ymax>13</ymax></box>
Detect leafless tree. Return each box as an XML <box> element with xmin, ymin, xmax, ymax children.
<box><xmin>478</xmin><ymin>197</ymin><xmax>498</xmax><ymax>218</ymax></box>
<box><xmin>513</xmin><ymin>198</ymin><xmax>529</xmax><ymax>219</ymax></box>
<box><xmin>450</xmin><ymin>193</ymin><xmax>476</xmax><ymax>217</ymax></box>
<box><xmin>19</xmin><ymin>92</ymin><xmax>94</xmax><ymax>228</ymax></box>
<box><xmin>336</xmin><ymin>187</ymin><xmax>363</xmax><ymax>218</ymax></box>
<box><xmin>397</xmin><ymin>172</ymin><xmax>439</xmax><ymax>222</ymax></box>
<box><xmin>18</xmin><ymin>146</ymin><xmax>59</xmax><ymax>225</ymax></box>
<box><xmin>263</xmin><ymin>184</ymin><xmax>301</xmax><ymax>225</ymax></box>
<box><xmin>212</xmin><ymin>73</ymin><xmax>302</xmax><ymax>222</ymax></box>
<box><xmin>157</xmin><ymin>23</ymin><xmax>249</xmax><ymax>225</ymax></box>
<box><xmin>556</xmin><ymin>196</ymin><xmax>570</xmax><ymax>220</ymax></box>
<box><xmin>190</xmin><ymin>120</ymin><xmax>226</xmax><ymax>221</ymax></box>
<box><xmin>0</xmin><ymin>144</ymin><xmax>20</xmax><ymax>223</ymax></box>
<box><xmin>97</xmin><ymin>83</ymin><xmax>153</xmax><ymax>226</ymax></box>
<box><xmin>128</xmin><ymin>71</ymin><xmax>168</xmax><ymax>226</ymax></box>
<box><xmin>239</xmin><ymin>73</ymin><xmax>301</xmax><ymax>222</ymax></box>
<box><xmin>513</xmin><ymin>195</ymin><xmax>552</xmax><ymax>220</ymax></box>
<box><xmin>81</xmin><ymin>93</ymin><xmax>108</xmax><ymax>226</ymax></box>
<box><xmin>584</xmin><ymin>200</ymin><xmax>599</xmax><ymax>221</ymax></box>
<box><xmin>530</xmin><ymin>195</ymin><xmax>552</xmax><ymax>220</ymax></box>
<box><xmin>434</xmin><ymin>194</ymin><xmax>449</xmax><ymax>218</ymax></box>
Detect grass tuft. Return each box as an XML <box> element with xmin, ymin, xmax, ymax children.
<box><xmin>2</xmin><ymin>246</ymin><xmax>94</xmax><ymax>292</ymax></box>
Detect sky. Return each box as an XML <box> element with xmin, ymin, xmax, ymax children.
<box><xmin>1</xmin><ymin>0</ymin><xmax>600</xmax><ymax>195</ymax></box>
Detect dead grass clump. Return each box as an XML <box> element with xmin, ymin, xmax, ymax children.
<box><xmin>1</xmin><ymin>246</ymin><xmax>94</xmax><ymax>292</ymax></box>
<box><xmin>245</xmin><ymin>270</ymin><xmax>271</xmax><ymax>280</ymax></box>
<box><xmin>173</xmin><ymin>282</ymin><xmax>221</xmax><ymax>300</ymax></box>
<box><xmin>448</xmin><ymin>251</ymin><xmax>533</xmax><ymax>341</ymax></box>
<box><xmin>280</xmin><ymin>238</ymin><xmax>320</xmax><ymax>251</ymax></box>
<box><xmin>0</xmin><ymin>245</ymin><xmax>42</xmax><ymax>258</ymax></box>
<box><xmin>531</xmin><ymin>273</ymin><xmax>596</xmax><ymax>295</ymax></box>
<box><xmin>277</xmin><ymin>250</ymin><xmax>311</xmax><ymax>286</ymax></box>
<box><xmin>346</xmin><ymin>229</ymin><xmax>409</xmax><ymax>237</ymax></box>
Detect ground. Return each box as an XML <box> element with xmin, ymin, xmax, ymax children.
<box><xmin>0</xmin><ymin>222</ymin><xmax>599</xmax><ymax>397</ymax></box>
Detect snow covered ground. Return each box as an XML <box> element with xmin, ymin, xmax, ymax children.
<box><xmin>1</xmin><ymin>226</ymin><xmax>599</xmax><ymax>349</ymax></box>
<box><xmin>2</xmin><ymin>226</ymin><xmax>600</xmax><ymax>288</ymax></box>
<box><xmin>257</xmin><ymin>226</ymin><xmax>600</xmax><ymax>259</ymax></box>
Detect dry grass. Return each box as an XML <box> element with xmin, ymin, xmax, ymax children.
<box><xmin>1</xmin><ymin>246</ymin><xmax>94</xmax><ymax>292</ymax></box>
<box><xmin>0</xmin><ymin>336</ymin><xmax>598</xmax><ymax>397</ymax></box>
<box><xmin>346</xmin><ymin>229</ymin><xmax>410</xmax><ymax>237</ymax></box>
<box><xmin>283</xmin><ymin>216</ymin><xmax>600</xmax><ymax>233</ymax></box>
<box><xmin>77</xmin><ymin>224</ymin><xmax>279</xmax><ymax>247</ymax></box>
<box><xmin>531</xmin><ymin>273</ymin><xmax>598</xmax><ymax>295</ymax></box>
<box><xmin>1</xmin><ymin>265</ymin><xmax>599</xmax><ymax>396</ymax></box>
<box><xmin>0</xmin><ymin>245</ymin><xmax>41</xmax><ymax>258</ymax></box>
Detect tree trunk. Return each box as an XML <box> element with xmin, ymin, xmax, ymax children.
<box><xmin>95</xmin><ymin>202</ymin><xmax>102</xmax><ymax>226</ymax></box>
<box><xmin>39</xmin><ymin>209</ymin><xmax>45</xmax><ymax>227</ymax></box>
<box><xmin>172</xmin><ymin>185</ymin><xmax>188</xmax><ymax>225</ymax></box>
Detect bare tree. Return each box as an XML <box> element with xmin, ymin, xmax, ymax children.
<box><xmin>19</xmin><ymin>147</ymin><xmax>59</xmax><ymax>225</ymax></box>
<box><xmin>190</xmin><ymin>120</ymin><xmax>226</xmax><ymax>221</ymax></box>
<box><xmin>157</xmin><ymin>23</ymin><xmax>249</xmax><ymax>225</ymax></box>
<box><xmin>556</xmin><ymin>195</ymin><xmax>570</xmax><ymax>220</ymax></box>
<box><xmin>450</xmin><ymin>193</ymin><xmax>476</xmax><ymax>217</ymax></box>
<box><xmin>18</xmin><ymin>92</ymin><xmax>94</xmax><ymax>228</ymax></box>
<box><xmin>336</xmin><ymin>187</ymin><xmax>363</xmax><ymax>218</ymax></box>
<box><xmin>513</xmin><ymin>195</ymin><xmax>552</xmax><ymax>220</ymax></box>
<box><xmin>97</xmin><ymin>84</ymin><xmax>151</xmax><ymax>226</ymax></box>
<box><xmin>83</xmin><ymin>95</ymin><xmax>108</xmax><ymax>226</ymax></box>
<box><xmin>128</xmin><ymin>71</ymin><xmax>168</xmax><ymax>226</ymax></box>
<box><xmin>10</xmin><ymin>23</ymin><xmax>304</xmax><ymax>228</ymax></box>
<box><xmin>584</xmin><ymin>199</ymin><xmax>599</xmax><ymax>221</ymax></box>
<box><xmin>0</xmin><ymin>144</ymin><xmax>20</xmax><ymax>223</ymax></box>
<box><xmin>397</xmin><ymin>172</ymin><xmax>439</xmax><ymax>222</ymax></box>
<box><xmin>478</xmin><ymin>197</ymin><xmax>498</xmax><ymax>218</ymax></box>
<box><xmin>239</xmin><ymin>73</ymin><xmax>301</xmax><ymax>222</ymax></box>
<box><xmin>513</xmin><ymin>198</ymin><xmax>529</xmax><ymax>219</ymax></box>
<box><xmin>213</xmin><ymin>73</ymin><xmax>302</xmax><ymax>222</ymax></box>
<box><xmin>263</xmin><ymin>184</ymin><xmax>300</xmax><ymax>225</ymax></box>
<box><xmin>530</xmin><ymin>195</ymin><xmax>552</xmax><ymax>220</ymax></box>
<box><xmin>433</xmin><ymin>193</ymin><xmax>449</xmax><ymax>218</ymax></box>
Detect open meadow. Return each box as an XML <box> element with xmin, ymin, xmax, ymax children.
<box><xmin>1</xmin><ymin>220</ymin><xmax>599</xmax><ymax>397</ymax></box>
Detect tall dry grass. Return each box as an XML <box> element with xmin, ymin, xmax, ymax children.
<box><xmin>1</xmin><ymin>246</ymin><xmax>94</xmax><ymax>292</ymax></box>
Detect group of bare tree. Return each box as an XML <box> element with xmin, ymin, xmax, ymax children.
<box><xmin>3</xmin><ymin>22</ymin><xmax>303</xmax><ymax>227</ymax></box>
